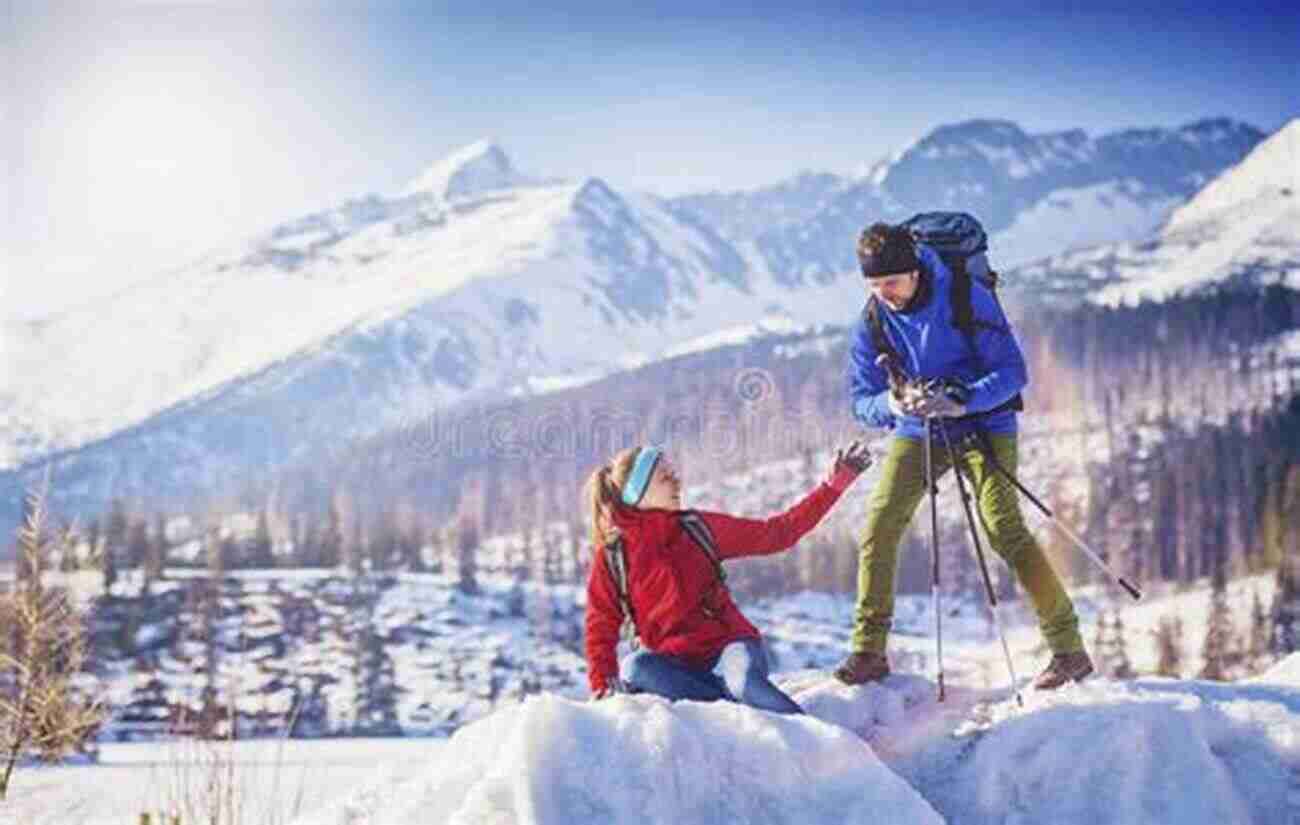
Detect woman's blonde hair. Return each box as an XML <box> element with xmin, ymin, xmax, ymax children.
<box><xmin>583</xmin><ymin>446</ymin><xmax>641</xmax><ymax>551</ymax></box>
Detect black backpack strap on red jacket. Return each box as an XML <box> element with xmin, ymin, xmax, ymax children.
<box><xmin>678</xmin><ymin>511</ymin><xmax>727</xmax><ymax>585</ymax></box>
<box><xmin>603</xmin><ymin>536</ymin><xmax>639</xmax><ymax>646</ymax></box>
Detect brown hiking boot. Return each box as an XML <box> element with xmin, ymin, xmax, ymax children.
<box><xmin>833</xmin><ymin>652</ymin><xmax>891</xmax><ymax>685</ymax></box>
<box><xmin>1033</xmin><ymin>650</ymin><xmax>1094</xmax><ymax>690</ymax></box>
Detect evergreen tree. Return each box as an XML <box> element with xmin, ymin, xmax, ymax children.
<box><xmin>126</xmin><ymin>518</ymin><xmax>150</xmax><ymax>574</ymax></box>
<box><xmin>1154</xmin><ymin>615</ymin><xmax>1184</xmax><ymax>677</ymax></box>
<box><xmin>147</xmin><ymin>513</ymin><xmax>168</xmax><ymax>583</ymax></box>
<box><xmin>287</xmin><ymin>512</ymin><xmax>308</xmax><ymax>567</ymax></box>
<box><xmin>0</xmin><ymin>489</ymin><xmax>103</xmax><ymax>797</ymax></box>
<box><xmin>1092</xmin><ymin>609</ymin><xmax>1134</xmax><ymax>678</ymax></box>
<box><xmin>248</xmin><ymin>510</ymin><xmax>275</xmax><ymax>569</ymax></box>
<box><xmin>99</xmin><ymin>523</ymin><xmax>117</xmax><ymax>596</ymax></box>
<box><xmin>350</xmin><ymin>578</ymin><xmax>400</xmax><ymax>736</ymax></box>
<box><xmin>1109</xmin><ymin>610</ymin><xmax>1135</xmax><ymax>679</ymax></box>
<box><xmin>319</xmin><ymin>500</ymin><xmax>344</xmax><ymax>570</ymax></box>
<box><xmin>1199</xmin><ymin>557</ymin><xmax>1239</xmax><ymax>681</ymax></box>
<box><xmin>84</xmin><ymin>518</ymin><xmax>101</xmax><ymax>572</ymax></box>
<box><xmin>1247</xmin><ymin>588</ymin><xmax>1272</xmax><ymax>674</ymax></box>
<box><xmin>457</xmin><ymin>515</ymin><xmax>480</xmax><ymax>595</ymax></box>
<box><xmin>102</xmin><ymin>502</ymin><xmax>128</xmax><ymax>595</ymax></box>
<box><xmin>1270</xmin><ymin>550</ymin><xmax>1299</xmax><ymax>656</ymax></box>
<box><xmin>347</xmin><ymin>516</ymin><xmax>367</xmax><ymax>577</ymax></box>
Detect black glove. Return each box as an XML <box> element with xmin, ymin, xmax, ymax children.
<box><xmin>828</xmin><ymin>440</ymin><xmax>872</xmax><ymax>491</ymax></box>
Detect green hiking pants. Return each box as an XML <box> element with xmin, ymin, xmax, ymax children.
<box><xmin>850</xmin><ymin>432</ymin><xmax>1083</xmax><ymax>655</ymax></box>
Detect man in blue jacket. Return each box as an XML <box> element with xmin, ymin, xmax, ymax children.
<box><xmin>835</xmin><ymin>222</ymin><xmax>1091</xmax><ymax>690</ymax></box>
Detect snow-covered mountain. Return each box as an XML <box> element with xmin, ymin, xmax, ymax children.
<box><xmin>0</xmin><ymin>118</ymin><xmax>1275</xmax><ymax>533</ymax></box>
<box><xmin>1012</xmin><ymin>118</ymin><xmax>1300</xmax><ymax>306</ymax></box>
<box><xmin>670</xmin><ymin>170</ymin><xmax>855</xmax><ymax>242</ymax></box>
<box><xmin>749</xmin><ymin>117</ymin><xmax>1264</xmax><ymax>284</ymax></box>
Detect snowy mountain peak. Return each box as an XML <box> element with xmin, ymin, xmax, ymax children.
<box><xmin>401</xmin><ymin>139</ymin><xmax>529</xmax><ymax>200</ymax></box>
<box><xmin>930</xmin><ymin>117</ymin><xmax>1027</xmax><ymax>139</ymax></box>
<box><xmin>912</xmin><ymin>118</ymin><xmax>1031</xmax><ymax>153</ymax></box>
<box><xmin>1175</xmin><ymin>116</ymin><xmax>1266</xmax><ymax>145</ymax></box>
<box><xmin>1166</xmin><ymin>117</ymin><xmax>1300</xmax><ymax>231</ymax></box>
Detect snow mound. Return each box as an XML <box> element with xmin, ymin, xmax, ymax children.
<box><xmin>891</xmin><ymin>677</ymin><xmax>1300</xmax><ymax>825</ymax></box>
<box><xmin>1249</xmin><ymin>651</ymin><xmax>1300</xmax><ymax>687</ymax></box>
<box><xmin>784</xmin><ymin>669</ymin><xmax>937</xmax><ymax>740</ymax></box>
<box><xmin>287</xmin><ymin>672</ymin><xmax>1300</xmax><ymax>825</ymax></box>
<box><xmin>293</xmin><ymin>691</ymin><xmax>942</xmax><ymax>825</ymax></box>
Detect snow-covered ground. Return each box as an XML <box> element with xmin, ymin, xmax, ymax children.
<box><xmin>10</xmin><ymin>660</ymin><xmax>1297</xmax><ymax>825</ymax></box>
<box><xmin>9</xmin><ymin>575</ymin><xmax>1294</xmax><ymax>825</ymax></box>
<box><xmin>2</xmin><ymin>737</ymin><xmax>446</xmax><ymax>825</ymax></box>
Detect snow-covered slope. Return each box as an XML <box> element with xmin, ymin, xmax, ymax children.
<box><xmin>287</xmin><ymin>673</ymin><xmax>1298</xmax><ymax>825</ymax></box>
<box><xmin>1014</xmin><ymin>118</ymin><xmax>1300</xmax><ymax>306</ymax></box>
<box><xmin>4</xmin><ymin>143</ymin><xmax>866</xmax><ymax>474</ymax></box>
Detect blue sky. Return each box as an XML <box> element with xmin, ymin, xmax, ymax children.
<box><xmin>5</xmin><ymin>1</ymin><xmax>1298</xmax><ymax>319</ymax></box>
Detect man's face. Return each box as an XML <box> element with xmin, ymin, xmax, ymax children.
<box><xmin>867</xmin><ymin>270</ymin><xmax>920</xmax><ymax>311</ymax></box>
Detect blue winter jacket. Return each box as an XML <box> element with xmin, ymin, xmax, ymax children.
<box><xmin>848</xmin><ymin>245</ymin><xmax>1025</xmax><ymax>442</ymax></box>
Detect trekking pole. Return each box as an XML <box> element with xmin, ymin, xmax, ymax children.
<box><xmin>968</xmin><ymin>430</ymin><xmax>1142</xmax><ymax>601</ymax></box>
<box><xmin>926</xmin><ymin>416</ymin><xmax>945</xmax><ymax>702</ymax></box>
<box><xmin>936</xmin><ymin>419</ymin><xmax>1023</xmax><ymax>707</ymax></box>
<box><xmin>877</xmin><ymin>353</ymin><xmax>946</xmax><ymax>702</ymax></box>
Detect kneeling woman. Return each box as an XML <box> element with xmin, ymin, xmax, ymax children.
<box><xmin>583</xmin><ymin>442</ymin><xmax>870</xmax><ymax>713</ymax></box>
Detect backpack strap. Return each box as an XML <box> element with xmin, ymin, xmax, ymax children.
<box><xmin>946</xmin><ymin>258</ymin><xmax>1024</xmax><ymax>414</ymax></box>
<box><xmin>603</xmin><ymin>537</ymin><xmax>639</xmax><ymax>646</ymax></box>
<box><xmin>947</xmin><ymin>256</ymin><xmax>1007</xmax><ymax>343</ymax></box>
<box><xmin>602</xmin><ymin>515</ymin><xmax>729</xmax><ymax>645</ymax></box>
<box><xmin>864</xmin><ymin>296</ymin><xmax>902</xmax><ymax>372</ymax></box>
<box><xmin>678</xmin><ymin>512</ymin><xmax>727</xmax><ymax>585</ymax></box>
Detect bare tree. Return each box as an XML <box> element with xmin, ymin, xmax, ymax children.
<box><xmin>0</xmin><ymin>484</ymin><xmax>104</xmax><ymax>799</ymax></box>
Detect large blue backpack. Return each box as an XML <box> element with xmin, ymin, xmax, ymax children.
<box><xmin>863</xmin><ymin>211</ymin><xmax>1024</xmax><ymax>414</ymax></box>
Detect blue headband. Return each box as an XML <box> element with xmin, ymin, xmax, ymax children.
<box><xmin>621</xmin><ymin>446</ymin><xmax>662</xmax><ymax>506</ymax></box>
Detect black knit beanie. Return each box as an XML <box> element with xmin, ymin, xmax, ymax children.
<box><xmin>856</xmin><ymin>223</ymin><xmax>918</xmax><ymax>278</ymax></box>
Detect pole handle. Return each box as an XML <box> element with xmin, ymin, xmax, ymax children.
<box><xmin>1119</xmin><ymin>577</ymin><xmax>1142</xmax><ymax>601</ymax></box>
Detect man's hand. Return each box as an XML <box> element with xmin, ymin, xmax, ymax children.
<box><xmin>828</xmin><ymin>439</ymin><xmax>872</xmax><ymax>491</ymax></box>
<box><xmin>887</xmin><ymin>390</ymin><xmax>908</xmax><ymax>418</ymax></box>
<box><xmin>911</xmin><ymin>392</ymin><xmax>966</xmax><ymax>419</ymax></box>
<box><xmin>890</xmin><ymin>382</ymin><xmax>932</xmax><ymax>417</ymax></box>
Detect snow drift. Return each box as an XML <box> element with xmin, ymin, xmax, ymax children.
<box><xmin>292</xmin><ymin>670</ymin><xmax>1300</xmax><ymax>825</ymax></box>
<box><xmin>296</xmin><ymin>691</ymin><xmax>941</xmax><ymax>825</ymax></box>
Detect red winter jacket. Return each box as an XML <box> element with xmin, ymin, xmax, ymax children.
<box><xmin>584</xmin><ymin>480</ymin><xmax>845</xmax><ymax>693</ymax></box>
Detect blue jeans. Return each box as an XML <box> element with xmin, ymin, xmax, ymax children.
<box><xmin>621</xmin><ymin>638</ymin><xmax>803</xmax><ymax>715</ymax></box>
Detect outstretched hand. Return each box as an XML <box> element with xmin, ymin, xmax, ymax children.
<box><xmin>834</xmin><ymin>440</ymin><xmax>872</xmax><ymax>473</ymax></box>
<box><xmin>828</xmin><ymin>440</ymin><xmax>872</xmax><ymax>491</ymax></box>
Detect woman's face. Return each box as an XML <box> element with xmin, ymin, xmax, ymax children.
<box><xmin>638</xmin><ymin>455</ymin><xmax>682</xmax><ymax>510</ymax></box>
